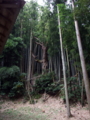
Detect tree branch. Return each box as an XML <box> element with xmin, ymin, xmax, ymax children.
<box><xmin>35</xmin><ymin>41</ymin><xmax>43</xmax><ymax>46</ymax></box>
<box><xmin>32</xmin><ymin>53</ymin><xmax>43</xmax><ymax>63</ymax></box>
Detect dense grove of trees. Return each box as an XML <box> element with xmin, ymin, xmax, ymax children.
<box><xmin>0</xmin><ymin>0</ymin><xmax>90</xmax><ymax>117</ymax></box>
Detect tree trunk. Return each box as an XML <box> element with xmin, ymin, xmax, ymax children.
<box><xmin>20</xmin><ymin>19</ymin><xmax>24</xmax><ymax>72</ymax></box>
<box><xmin>72</xmin><ymin>0</ymin><xmax>90</xmax><ymax>111</ymax></box>
<box><xmin>66</xmin><ymin>48</ymin><xmax>70</xmax><ymax>77</ymax></box>
<box><xmin>26</xmin><ymin>30</ymin><xmax>33</xmax><ymax>102</ymax></box>
<box><xmin>81</xmin><ymin>79</ymin><xmax>84</xmax><ymax>106</ymax></box>
<box><xmin>32</xmin><ymin>40</ymin><xmax>48</xmax><ymax>74</ymax></box>
<box><xmin>59</xmin><ymin>52</ymin><xmax>61</xmax><ymax>80</ymax></box>
<box><xmin>57</xmin><ymin>5</ymin><xmax>71</xmax><ymax>117</ymax></box>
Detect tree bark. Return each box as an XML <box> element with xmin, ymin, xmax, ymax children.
<box><xmin>32</xmin><ymin>40</ymin><xmax>48</xmax><ymax>74</ymax></box>
<box><xmin>72</xmin><ymin>0</ymin><xmax>90</xmax><ymax>111</ymax></box>
<box><xmin>20</xmin><ymin>19</ymin><xmax>24</xmax><ymax>72</ymax></box>
<box><xmin>66</xmin><ymin>48</ymin><xmax>70</xmax><ymax>77</ymax></box>
<box><xmin>57</xmin><ymin>5</ymin><xmax>71</xmax><ymax>117</ymax></box>
<box><xmin>26</xmin><ymin>30</ymin><xmax>33</xmax><ymax>102</ymax></box>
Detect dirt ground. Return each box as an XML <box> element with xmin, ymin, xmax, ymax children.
<box><xmin>0</xmin><ymin>95</ymin><xmax>90</xmax><ymax>120</ymax></box>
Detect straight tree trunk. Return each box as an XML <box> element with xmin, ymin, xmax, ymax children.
<box><xmin>81</xmin><ymin>79</ymin><xmax>84</xmax><ymax>106</ymax></box>
<box><xmin>72</xmin><ymin>0</ymin><xmax>90</xmax><ymax>111</ymax></box>
<box><xmin>59</xmin><ymin>52</ymin><xmax>61</xmax><ymax>80</ymax></box>
<box><xmin>66</xmin><ymin>48</ymin><xmax>70</xmax><ymax>77</ymax></box>
<box><xmin>26</xmin><ymin>30</ymin><xmax>33</xmax><ymax>102</ymax></box>
<box><xmin>20</xmin><ymin>19</ymin><xmax>24</xmax><ymax>72</ymax></box>
<box><xmin>70</xmin><ymin>59</ymin><xmax>75</xmax><ymax>76</ymax></box>
<box><xmin>27</xmin><ymin>30</ymin><xmax>32</xmax><ymax>83</ymax></box>
<box><xmin>57</xmin><ymin>5</ymin><xmax>71</xmax><ymax>118</ymax></box>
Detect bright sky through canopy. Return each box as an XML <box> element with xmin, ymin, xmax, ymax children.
<box><xmin>25</xmin><ymin>0</ymin><xmax>45</xmax><ymax>6</ymax></box>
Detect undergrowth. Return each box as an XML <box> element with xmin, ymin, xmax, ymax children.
<box><xmin>0</xmin><ymin>66</ymin><xmax>26</xmax><ymax>98</ymax></box>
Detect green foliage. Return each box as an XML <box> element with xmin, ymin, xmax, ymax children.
<box><xmin>0</xmin><ymin>66</ymin><xmax>20</xmax><ymax>81</ymax></box>
<box><xmin>74</xmin><ymin>0</ymin><xmax>90</xmax><ymax>73</ymax></box>
<box><xmin>0</xmin><ymin>66</ymin><xmax>25</xmax><ymax>98</ymax></box>
<box><xmin>67</xmin><ymin>77</ymin><xmax>82</xmax><ymax>102</ymax></box>
<box><xmin>35</xmin><ymin>5</ymin><xmax>60</xmax><ymax>56</ymax></box>
<box><xmin>30</xmin><ymin>91</ymin><xmax>42</xmax><ymax>99</ymax></box>
<box><xmin>8</xmin><ymin>82</ymin><xmax>24</xmax><ymax>98</ymax></box>
<box><xmin>0</xmin><ymin>34</ymin><xmax>26</xmax><ymax>67</ymax></box>
<box><xmin>58</xmin><ymin>4</ymin><xmax>81</xmax><ymax>71</ymax></box>
<box><xmin>60</xmin><ymin>77</ymin><xmax>82</xmax><ymax>102</ymax></box>
<box><xmin>34</xmin><ymin>72</ymin><xmax>61</xmax><ymax>95</ymax></box>
<box><xmin>46</xmin><ymin>82</ymin><xmax>61</xmax><ymax>95</ymax></box>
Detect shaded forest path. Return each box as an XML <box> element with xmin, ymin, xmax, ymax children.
<box><xmin>0</xmin><ymin>95</ymin><xmax>90</xmax><ymax>120</ymax></box>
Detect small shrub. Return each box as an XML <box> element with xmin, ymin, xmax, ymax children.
<box><xmin>0</xmin><ymin>66</ymin><xmax>25</xmax><ymax>98</ymax></box>
<box><xmin>67</xmin><ymin>77</ymin><xmax>82</xmax><ymax>102</ymax></box>
<box><xmin>60</xmin><ymin>77</ymin><xmax>83</xmax><ymax>103</ymax></box>
<box><xmin>34</xmin><ymin>72</ymin><xmax>61</xmax><ymax>95</ymax></box>
<box><xmin>8</xmin><ymin>81</ymin><xmax>24</xmax><ymax>98</ymax></box>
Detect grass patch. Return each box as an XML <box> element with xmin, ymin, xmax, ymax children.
<box><xmin>0</xmin><ymin>101</ymin><xmax>4</xmax><ymax>105</ymax></box>
<box><xmin>0</xmin><ymin>107</ymin><xmax>48</xmax><ymax>120</ymax></box>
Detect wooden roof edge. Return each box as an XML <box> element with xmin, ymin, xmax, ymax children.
<box><xmin>0</xmin><ymin>0</ymin><xmax>25</xmax><ymax>8</ymax></box>
<box><xmin>0</xmin><ymin>0</ymin><xmax>25</xmax><ymax>54</ymax></box>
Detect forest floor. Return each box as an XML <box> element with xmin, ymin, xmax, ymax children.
<box><xmin>0</xmin><ymin>95</ymin><xmax>90</xmax><ymax>120</ymax></box>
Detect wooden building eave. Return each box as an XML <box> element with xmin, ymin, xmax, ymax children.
<box><xmin>0</xmin><ymin>0</ymin><xmax>25</xmax><ymax>53</ymax></box>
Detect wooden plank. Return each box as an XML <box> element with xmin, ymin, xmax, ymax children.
<box><xmin>0</xmin><ymin>10</ymin><xmax>22</xmax><ymax>53</ymax></box>
<box><xmin>0</xmin><ymin>39</ymin><xmax>4</xmax><ymax>43</ymax></box>
<box><xmin>0</xmin><ymin>8</ymin><xmax>14</xmax><ymax>15</ymax></box>
<box><xmin>0</xmin><ymin>13</ymin><xmax>12</xmax><ymax>23</ymax></box>
<box><xmin>0</xmin><ymin>0</ymin><xmax>25</xmax><ymax>53</ymax></box>
<box><xmin>0</xmin><ymin>23</ymin><xmax>8</xmax><ymax>30</ymax></box>
<box><xmin>0</xmin><ymin>0</ymin><xmax>2</xmax><ymax>3</ymax></box>
<box><xmin>0</xmin><ymin>3</ymin><xmax>20</xmax><ymax>8</ymax></box>
<box><xmin>0</xmin><ymin>32</ymin><xmax>6</xmax><ymax>37</ymax></box>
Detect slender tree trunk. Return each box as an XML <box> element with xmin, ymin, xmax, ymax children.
<box><xmin>54</xmin><ymin>56</ymin><xmax>57</xmax><ymax>75</ymax></box>
<box><xmin>27</xmin><ymin>30</ymin><xmax>32</xmax><ymax>83</ymax></box>
<box><xmin>57</xmin><ymin>5</ymin><xmax>71</xmax><ymax>117</ymax></box>
<box><xmin>20</xmin><ymin>19</ymin><xmax>24</xmax><ymax>72</ymax></box>
<box><xmin>66</xmin><ymin>48</ymin><xmax>70</xmax><ymax>77</ymax></box>
<box><xmin>81</xmin><ymin>79</ymin><xmax>84</xmax><ymax>106</ymax></box>
<box><xmin>72</xmin><ymin>0</ymin><xmax>90</xmax><ymax>111</ymax></box>
<box><xmin>26</xmin><ymin>30</ymin><xmax>33</xmax><ymax>102</ymax></box>
<box><xmin>32</xmin><ymin>44</ymin><xmax>37</xmax><ymax>75</ymax></box>
<box><xmin>51</xmin><ymin>57</ymin><xmax>53</xmax><ymax>72</ymax></box>
<box><xmin>59</xmin><ymin>52</ymin><xmax>61</xmax><ymax>80</ymax></box>
<box><xmin>70</xmin><ymin>59</ymin><xmax>75</xmax><ymax>76</ymax></box>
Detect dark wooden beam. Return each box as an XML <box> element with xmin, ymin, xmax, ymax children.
<box><xmin>0</xmin><ymin>3</ymin><xmax>20</xmax><ymax>8</ymax></box>
<box><xmin>0</xmin><ymin>0</ymin><xmax>25</xmax><ymax>53</ymax></box>
<box><xmin>0</xmin><ymin>39</ymin><xmax>4</xmax><ymax>43</ymax></box>
<box><xmin>0</xmin><ymin>0</ymin><xmax>2</xmax><ymax>3</ymax></box>
<box><xmin>0</xmin><ymin>8</ymin><xmax>14</xmax><ymax>15</ymax></box>
<box><xmin>0</xmin><ymin>23</ymin><xmax>8</xmax><ymax>30</ymax></box>
<box><xmin>0</xmin><ymin>32</ymin><xmax>6</xmax><ymax>37</ymax></box>
<box><xmin>0</xmin><ymin>13</ymin><xmax>12</xmax><ymax>23</ymax></box>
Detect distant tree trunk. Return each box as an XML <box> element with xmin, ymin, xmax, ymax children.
<box><xmin>32</xmin><ymin>44</ymin><xmax>38</xmax><ymax>75</ymax></box>
<box><xmin>27</xmin><ymin>31</ymin><xmax>32</xmax><ymax>83</ymax></box>
<box><xmin>66</xmin><ymin>48</ymin><xmax>70</xmax><ymax>77</ymax></box>
<box><xmin>72</xmin><ymin>0</ymin><xmax>90</xmax><ymax>111</ymax></box>
<box><xmin>57</xmin><ymin>5</ymin><xmax>71</xmax><ymax>118</ymax></box>
<box><xmin>26</xmin><ymin>30</ymin><xmax>33</xmax><ymax>102</ymax></box>
<box><xmin>70</xmin><ymin>59</ymin><xmax>75</xmax><ymax>76</ymax></box>
<box><xmin>58</xmin><ymin>52</ymin><xmax>61</xmax><ymax>81</ymax></box>
<box><xmin>81</xmin><ymin>79</ymin><xmax>84</xmax><ymax>106</ymax></box>
<box><xmin>20</xmin><ymin>19</ymin><xmax>24</xmax><ymax>72</ymax></box>
<box><xmin>32</xmin><ymin>39</ymin><xmax>48</xmax><ymax>74</ymax></box>
<box><xmin>49</xmin><ymin>56</ymin><xmax>53</xmax><ymax>72</ymax></box>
